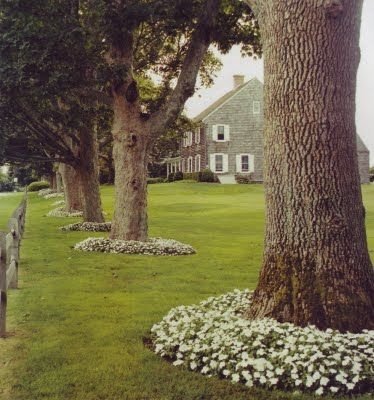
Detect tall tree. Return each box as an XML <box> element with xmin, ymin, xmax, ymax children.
<box><xmin>0</xmin><ymin>0</ymin><xmax>105</xmax><ymax>222</ymax></box>
<box><xmin>244</xmin><ymin>0</ymin><xmax>374</xmax><ymax>332</ymax></box>
<box><xmin>85</xmin><ymin>0</ymin><xmax>261</xmax><ymax>241</ymax></box>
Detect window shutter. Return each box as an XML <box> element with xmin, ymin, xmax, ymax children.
<box><xmin>224</xmin><ymin>125</ymin><xmax>230</xmax><ymax>141</ymax></box>
<box><xmin>210</xmin><ymin>154</ymin><xmax>216</xmax><ymax>171</ymax></box>
<box><xmin>236</xmin><ymin>155</ymin><xmax>241</xmax><ymax>172</ymax></box>
<box><xmin>223</xmin><ymin>154</ymin><xmax>229</xmax><ymax>172</ymax></box>
<box><xmin>212</xmin><ymin>125</ymin><xmax>218</xmax><ymax>141</ymax></box>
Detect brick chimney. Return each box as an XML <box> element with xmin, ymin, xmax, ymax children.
<box><xmin>233</xmin><ymin>74</ymin><xmax>245</xmax><ymax>89</ymax></box>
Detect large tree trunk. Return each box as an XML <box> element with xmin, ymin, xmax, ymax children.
<box><xmin>59</xmin><ymin>162</ymin><xmax>83</xmax><ymax>212</ymax></box>
<box><xmin>78</xmin><ymin>127</ymin><xmax>105</xmax><ymax>223</ymax></box>
<box><xmin>110</xmin><ymin>92</ymin><xmax>149</xmax><ymax>241</ymax></box>
<box><xmin>245</xmin><ymin>0</ymin><xmax>374</xmax><ymax>332</ymax></box>
<box><xmin>106</xmin><ymin>0</ymin><xmax>220</xmax><ymax>242</ymax></box>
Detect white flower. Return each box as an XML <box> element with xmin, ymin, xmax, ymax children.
<box><xmin>315</xmin><ymin>387</ymin><xmax>324</xmax><ymax>396</ymax></box>
<box><xmin>173</xmin><ymin>360</ymin><xmax>184</xmax><ymax>366</ymax></box>
<box><xmin>320</xmin><ymin>377</ymin><xmax>329</xmax><ymax>386</ymax></box>
<box><xmin>346</xmin><ymin>382</ymin><xmax>355</xmax><ymax>390</ymax></box>
<box><xmin>190</xmin><ymin>361</ymin><xmax>197</xmax><ymax>370</ymax></box>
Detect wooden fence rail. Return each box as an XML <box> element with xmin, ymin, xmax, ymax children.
<box><xmin>0</xmin><ymin>196</ymin><xmax>27</xmax><ymax>337</ymax></box>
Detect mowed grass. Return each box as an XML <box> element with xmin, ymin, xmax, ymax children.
<box><xmin>0</xmin><ymin>183</ymin><xmax>373</xmax><ymax>400</ymax></box>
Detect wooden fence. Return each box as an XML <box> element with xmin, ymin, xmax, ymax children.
<box><xmin>0</xmin><ymin>197</ymin><xmax>27</xmax><ymax>337</ymax></box>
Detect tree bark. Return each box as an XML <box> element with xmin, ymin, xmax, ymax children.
<box><xmin>110</xmin><ymin>92</ymin><xmax>149</xmax><ymax>241</ymax></box>
<box><xmin>245</xmin><ymin>0</ymin><xmax>374</xmax><ymax>332</ymax></box>
<box><xmin>59</xmin><ymin>162</ymin><xmax>83</xmax><ymax>212</ymax></box>
<box><xmin>107</xmin><ymin>0</ymin><xmax>221</xmax><ymax>241</ymax></box>
<box><xmin>78</xmin><ymin>127</ymin><xmax>105</xmax><ymax>223</ymax></box>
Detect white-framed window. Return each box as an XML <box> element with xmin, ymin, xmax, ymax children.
<box><xmin>210</xmin><ymin>153</ymin><xmax>228</xmax><ymax>173</ymax></box>
<box><xmin>195</xmin><ymin>127</ymin><xmax>201</xmax><ymax>144</ymax></box>
<box><xmin>253</xmin><ymin>101</ymin><xmax>260</xmax><ymax>114</ymax></box>
<box><xmin>212</xmin><ymin>125</ymin><xmax>230</xmax><ymax>142</ymax></box>
<box><xmin>236</xmin><ymin>154</ymin><xmax>254</xmax><ymax>173</ymax></box>
<box><xmin>195</xmin><ymin>154</ymin><xmax>201</xmax><ymax>172</ymax></box>
<box><xmin>183</xmin><ymin>131</ymin><xmax>193</xmax><ymax>147</ymax></box>
<box><xmin>188</xmin><ymin>131</ymin><xmax>193</xmax><ymax>146</ymax></box>
<box><xmin>188</xmin><ymin>156</ymin><xmax>193</xmax><ymax>173</ymax></box>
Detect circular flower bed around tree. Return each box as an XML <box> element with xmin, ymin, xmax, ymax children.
<box><xmin>44</xmin><ymin>192</ymin><xmax>64</xmax><ymax>199</ymax></box>
<box><xmin>150</xmin><ymin>289</ymin><xmax>374</xmax><ymax>396</ymax></box>
<box><xmin>74</xmin><ymin>237</ymin><xmax>196</xmax><ymax>256</ymax></box>
<box><xmin>46</xmin><ymin>207</ymin><xmax>83</xmax><ymax>218</ymax></box>
<box><xmin>52</xmin><ymin>200</ymin><xmax>65</xmax><ymax>207</ymax></box>
<box><xmin>38</xmin><ymin>188</ymin><xmax>55</xmax><ymax>197</ymax></box>
<box><xmin>60</xmin><ymin>222</ymin><xmax>111</xmax><ymax>232</ymax></box>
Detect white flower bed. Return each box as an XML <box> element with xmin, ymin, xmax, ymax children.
<box><xmin>52</xmin><ymin>200</ymin><xmax>65</xmax><ymax>206</ymax></box>
<box><xmin>74</xmin><ymin>237</ymin><xmax>196</xmax><ymax>256</ymax></box>
<box><xmin>151</xmin><ymin>289</ymin><xmax>374</xmax><ymax>396</ymax></box>
<box><xmin>46</xmin><ymin>207</ymin><xmax>83</xmax><ymax>218</ymax></box>
<box><xmin>44</xmin><ymin>192</ymin><xmax>64</xmax><ymax>199</ymax></box>
<box><xmin>60</xmin><ymin>222</ymin><xmax>111</xmax><ymax>232</ymax></box>
<box><xmin>38</xmin><ymin>188</ymin><xmax>55</xmax><ymax>197</ymax></box>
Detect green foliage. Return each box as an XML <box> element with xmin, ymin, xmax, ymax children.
<box><xmin>174</xmin><ymin>171</ymin><xmax>184</xmax><ymax>181</ymax></box>
<box><xmin>0</xmin><ymin>171</ymin><xmax>15</xmax><ymax>192</ymax></box>
<box><xmin>235</xmin><ymin>173</ymin><xmax>255</xmax><ymax>184</ymax></box>
<box><xmin>1</xmin><ymin>185</ymin><xmax>373</xmax><ymax>399</ymax></box>
<box><xmin>27</xmin><ymin>181</ymin><xmax>50</xmax><ymax>192</ymax></box>
<box><xmin>198</xmin><ymin>168</ymin><xmax>217</xmax><ymax>182</ymax></box>
<box><xmin>183</xmin><ymin>170</ymin><xmax>218</xmax><ymax>183</ymax></box>
<box><xmin>183</xmin><ymin>172</ymin><xmax>199</xmax><ymax>181</ymax></box>
<box><xmin>147</xmin><ymin>177</ymin><xmax>164</xmax><ymax>184</ymax></box>
<box><xmin>166</xmin><ymin>172</ymin><xmax>175</xmax><ymax>182</ymax></box>
<box><xmin>147</xmin><ymin>162</ymin><xmax>167</xmax><ymax>178</ymax></box>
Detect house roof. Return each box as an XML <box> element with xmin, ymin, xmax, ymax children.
<box><xmin>192</xmin><ymin>78</ymin><xmax>370</xmax><ymax>155</ymax></box>
<box><xmin>192</xmin><ymin>77</ymin><xmax>261</xmax><ymax>122</ymax></box>
<box><xmin>356</xmin><ymin>135</ymin><xmax>369</xmax><ymax>153</ymax></box>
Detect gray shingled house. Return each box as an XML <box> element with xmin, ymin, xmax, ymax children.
<box><xmin>166</xmin><ymin>75</ymin><xmax>370</xmax><ymax>184</ymax></box>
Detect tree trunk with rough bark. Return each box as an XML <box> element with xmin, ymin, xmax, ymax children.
<box><xmin>107</xmin><ymin>0</ymin><xmax>220</xmax><ymax>242</ymax></box>
<box><xmin>110</xmin><ymin>92</ymin><xmax>149</xmax><ymax>241</ymax></box>
<box><xmin>244</xmin><ymin>0</ymin><xmax>374</xmax><ymax>332</ymax></box>
<box><xmin>78</xmin><ymin>127</ymin><xmax>105</xmax><ymax>223</ymax></box>
<box><xmin>59</xmin><ymin>162</ymin><xmax>83</xmax><ymax>212</ymax></box>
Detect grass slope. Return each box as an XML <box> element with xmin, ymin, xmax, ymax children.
<box><xmin>0</xmin><ymin>183</ymin><xmax>373</xmax><ymax>400</ymax></box>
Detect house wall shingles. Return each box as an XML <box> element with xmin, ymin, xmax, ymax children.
<box><xmin>358</xmin><ymin>151</ymin><xmax>370</xmax><ymax>183</ymax></box>
<box><xmin>179</xmin><ymin>78</ymin><xmax>370</xmax><ymax>184</ymax></box>
<box><xmin>204</xmin><ymin>78</ymin><xmax>264</xmax><ymax>180</ymax></box>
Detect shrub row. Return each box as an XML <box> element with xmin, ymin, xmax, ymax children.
<box><xmin>166</xmin><ymin>169</ymin><xmax>217</xmax><ymax>183</ymax></box>
<box><xmin>27</xmin><ymin>181</ymin><xmax>50</xmax><ymax>192</ymax></box>
<box><xmin>235</xmin><ymin>173</ymin><xmax>255</xmax><ymax>184</ymax></box>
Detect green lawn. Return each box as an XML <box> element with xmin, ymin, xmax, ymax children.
<box><xmin>0</xmin><ymin>192</ymin><xmax>23</xmax><ymax>229</ymax></box>
<box><xmin>0</xmin><ymin>183</ymin><xmax>373</xmax><ymax>400</ymax></box>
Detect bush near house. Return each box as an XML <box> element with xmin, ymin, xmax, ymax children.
<box><xmin>235</xmin><ymin>173</ymin><xmax>255</xmax><ymax>184</ymax></box>
<box><xmin>147</xmin><ymin>177</ymin><xmax>165</xmax><ymax>184</ymax></box>
<box><xmin>183</xmin><ymin>169</ymin><xmax>218</xmax><ymax>183</ymax></box>
<box><xmin>27</xmin><ymin>181</ymin><xmax>50</xmax><ymax>192</ymax></box>
<box><xmin>183</xmin><ymin>172</ymin><xmax>199</xmax><ymax>181</ymax></box>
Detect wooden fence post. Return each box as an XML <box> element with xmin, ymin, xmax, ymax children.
<box><xmin>0</xmin><ymin>197</ymin><xmax>27</xmax><ymax>338</ymax></box>
<box><xmin>0</xmin><ymin>233</ymin><xmax>7</xmax><ymax>337</ymax></box>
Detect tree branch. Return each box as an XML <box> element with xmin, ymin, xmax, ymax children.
<box><xmin>148</xmin><ymin>0</ymin><xmax>221</xmax><ymax>136</ymax></box>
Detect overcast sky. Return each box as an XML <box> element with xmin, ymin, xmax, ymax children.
<box><xmin>186</xmin><ymin>2</ymin><xmax>374</xmax><ymax>166</ymax></box>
